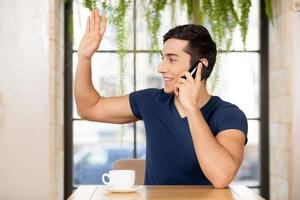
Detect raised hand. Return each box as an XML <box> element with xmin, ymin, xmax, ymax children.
<box><xmin>78</xmin><ymin>9</ymin><xmax>107</xmax><ymax>60</ymax></box>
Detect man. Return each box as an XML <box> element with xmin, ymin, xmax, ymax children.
<box><xmin>75</xmin><ymin>9</ymin><xmax>248</xmax><ymax>188</ymax></box>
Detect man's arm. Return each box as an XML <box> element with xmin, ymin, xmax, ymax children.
<box><xmin>186</xmin><ymin>108</ymin><xmax>245</xmax><ymax>188</ymax></box>
<box><xmin>75</xmin><ymin>9</ymin><xmax>138</xmax><ymax>124</ymax></box>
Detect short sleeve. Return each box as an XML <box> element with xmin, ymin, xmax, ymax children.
<box><xmin>129</xmin><ymin>88</ymin><xmax>158</xmax><ymax>120</ymax></box>
<box><xmin>215</xmin><ymin>106</ymin><xmax>248</xmax><ymax>145</ymax></box>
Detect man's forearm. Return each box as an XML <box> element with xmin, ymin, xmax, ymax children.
<box><xmin>74</xmin><ymin>56</ymin><xmax>101</xmax><ymax>116</ymax></box>
<box><xmin>186</xmin><ymin>108</ymin><xmax>238</xmax><ymax>188</ymax></box>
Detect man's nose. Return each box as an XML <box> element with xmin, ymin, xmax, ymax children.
<box><xmin>157</xmin><ymin>61</ymin><xmax>168</xmax><ymax>73</ymax></box>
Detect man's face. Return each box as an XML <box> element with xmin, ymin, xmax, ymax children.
<box><xmin>158</xmin><ymin>38</ymin><xmax>191</xmax><ymax>94</ymax></box>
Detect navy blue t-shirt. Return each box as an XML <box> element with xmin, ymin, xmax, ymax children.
<box><xmin>129</xmin><ymin>88</ymin><xmax>248</xmax><ymax>185</ymax></box>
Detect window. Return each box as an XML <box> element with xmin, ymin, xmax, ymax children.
<box><xmin>66</xmin><ymin>0</ymin><xmax>267</xmax><ymax>196</ymax></box>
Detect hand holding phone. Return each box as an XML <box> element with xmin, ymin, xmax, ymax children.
<box><xmin>182</xmin><ymin>60</ymin><xmax>209</xmax><ymax>80</ymax></box>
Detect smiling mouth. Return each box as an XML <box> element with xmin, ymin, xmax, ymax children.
<box><xmin>164</xmin><ymin>77</ymin><xmax>174</xmax><ymax>81</ymax></box>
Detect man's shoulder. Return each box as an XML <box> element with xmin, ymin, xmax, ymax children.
<box><xmin>129</xmin><ymin>88</ymin><xmax>169</xmax><ymax>105</ymax></box>
<box><xmin>130</xmin><ymin>88</ymin><xmax>163</xmax><ymax>98</ymax></box>
<box><xmin>210</xmin><ymin>96</ymin><xmax>248</xmax><ymax>143</ymax></box>
<box><xmin>130</xmin><ymin>88</ymin><xmax>174</xmax><ymax>110</ymax></box>
<box><xmin>213</xmin><ymin>96</ymin><xmax>241</xmax><ymax>111</ymax></box>
<box><xmin>210</xmin><ymin>96</ymin><xmax>246</xmax><ymax>118</ymax></box>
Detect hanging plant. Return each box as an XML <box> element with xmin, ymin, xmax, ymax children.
<box><xmin>237</xmin><ymin>0</ymin><xmax>252</xmax><ymax>47</ymax></box>
<box><xmin>145</xmin><ymin>0</ymin><xmax>167</xmax><ymax>59</ymax></box>
<box><xmin>264</xmin><ymin>0</ymin><xmax>273</xmax><ymax>23</ymax></box>
<box><xmin>83</xmin><ymin>0</ymin><xmax>97</xmax><ymax>9</ymax></box>
<box><xmin>112</xmin><ymin>0</ymin><xmax>131</xmax><ymax>95</ymax></box>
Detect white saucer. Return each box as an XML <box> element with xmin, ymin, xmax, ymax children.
<box><xmin>104</xmin><ymin>185</ymin><xmax>144</xmax><ymax>193</ymax></box>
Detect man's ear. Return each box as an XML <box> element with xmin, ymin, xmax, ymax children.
<box><xmin>200</xmin><ymin>58</ymin><xmax>208</xmax><ymax>68</ymax></box>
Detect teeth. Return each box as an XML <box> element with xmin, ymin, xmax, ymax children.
<box><xmin>164</xmin><ymin>78</ymin><xmax>173</xmax><ymax>81</ymax></box>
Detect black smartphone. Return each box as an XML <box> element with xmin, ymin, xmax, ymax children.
<box><xmin>182</xmin><ymin>60</ymin><xmax>209</xmax><ymax>80</ymax></box>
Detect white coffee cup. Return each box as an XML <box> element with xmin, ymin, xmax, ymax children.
<box><xmin>102</xmin><ymin>170</ymin><xmax>135</xmax><ymax>188</ymax></box>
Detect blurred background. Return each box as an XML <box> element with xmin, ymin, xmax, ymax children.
<box><xmin>0</xmin><ymin>0</ymin><xmax>300</xmax><ymax>200</ymax></box>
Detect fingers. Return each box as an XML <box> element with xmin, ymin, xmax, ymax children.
<box><xmin>175</xmin><ymin>90</ymin><xmax>179</xmax><ymax>96</ymax></box>
<box><xmin>100</xmin><ymin>15</ymin><xmax>107</xmax><ymax>36</ymax></box>
<box><xmin>94</xmin><ymin>9</ymin><xmax>100</xmax><ymax>31</ymax></box>
<box><xmin>174</xmin><ymin>82</ymin><xmax>186</xmax><ymax>96</ymax></box>
<box><xmin>183</xmin><ymin>71</ymin><xmax>193</xmax><ymax>81</ymax></box>
<box><xmin>178</xmin><ymin>77</ymin><xmax>188</xmax><ymax>84</ymax></box>
<box><xmin>90</xmin><ymin>10</ymin><xmax>95</xmax><ymax>31</ymax></box>
<box><xmin>174</xmin><ymin>84</ymin><xmax>180</xmax><ymax>96</ymax></box>
<box><xmin>85</xmin><ymin>16</ymin><xmax>90</xmax><ymax>33</ymax></box>
<box><xmin>89</xmin><ymin>9</ymin><xmax>107</xmax><ymax>36</ymax></box>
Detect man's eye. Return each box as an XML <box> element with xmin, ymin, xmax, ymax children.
<box><xmin>170</xmin><ymin>58</ymin><xmax>176</xmax><ymax>63</ymax></box>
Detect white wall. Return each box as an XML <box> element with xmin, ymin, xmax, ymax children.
<box><xmin>291</xmin><ymin>5</ymin><xmax>300</xmax><ymax>200</ymax></box>
<box><xmin>269</xmin><ymin>0</ymin><xmax>300</xmax><ymax>199</ymax></box>
<box><xmin>0</xmin><ymin>0</ymin><xmax>64</xmax><ymax>199</ymax></box>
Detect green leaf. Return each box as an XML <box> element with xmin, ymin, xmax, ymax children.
<box><xmin>264</xmin><ymin>0</ymin><xmax>273</xmax><ymax>23</ymax></box>
<box><xmin>83</xmin><ymin>0</ymin><xmax>97</xmax><ymax>11</ymax></box>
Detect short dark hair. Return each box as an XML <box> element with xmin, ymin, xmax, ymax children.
<box><xmin>163</xmin><ymin>24</ymin><xmax>217</xmax><ymax>79</ymax></box>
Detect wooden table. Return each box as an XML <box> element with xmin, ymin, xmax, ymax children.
<box><xmin>67</xmin><ymin>185</ymin><xmax>265</xmax><ymax>200</ymax></box>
